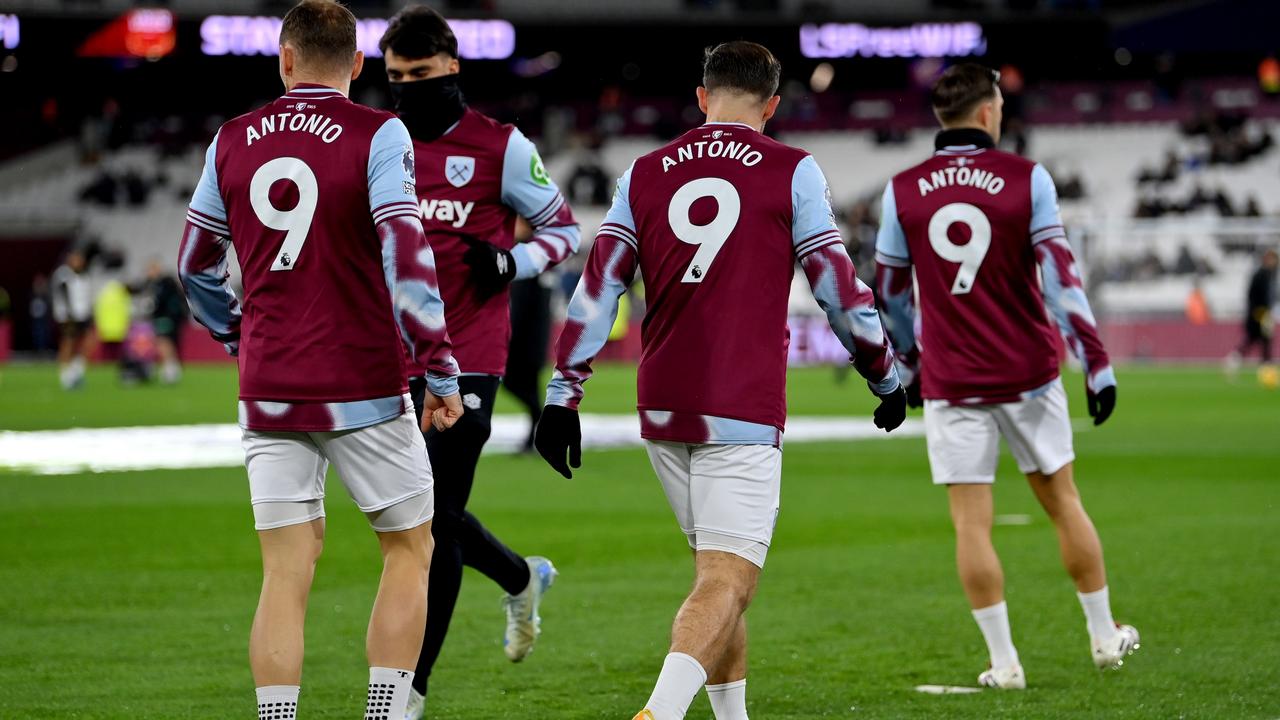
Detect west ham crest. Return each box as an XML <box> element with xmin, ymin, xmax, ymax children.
<box><xmin>445</xmin><ymin>155</ymin><xmax>475</xmax><ymax>188</ymax></box>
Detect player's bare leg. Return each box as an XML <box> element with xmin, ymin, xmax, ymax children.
<box><xmin>57</xmin><ymin>333</ymin><xmax>90</xmax><ymax>389</ymax></box>
<box><xmin>639</xmin><ymin>551</ymin><xmax>759</xmax><ymax>720</ymax></box>
<box><xmin>705</xmin><ymin>615</ymin><xmax>749</xmax><ymax>720</ymax></box>
<box><xmin>672</xmin><ymin>552</ymin><xmax>758</xmax><ymax>671</ymax></box>
<box><xmin>367</xmin><ymin>521</ymin><xmax>434</xmax><ymax>669</ymax></box>
<box><xmin>706</xmin><ymin>614</ymin><xmax>746</xmax><ymax>684</ymax></box>
<box><xmin>947</xmin><ymin>484</ymin><xmax>1023</xmax><ymax>688</ymax></box>
<box><xmin>363</xmin><ymin>519</ymin><xmax>433</xmax><ymax>720</ymax></box>
<box><xmin>1026</xmin><ymin>464</ymin><xmax>1105</xmax><ymax>593</ymax></box>
<box><xmin>156</xmin><ymin>335</ymin><xmax>182</xmax><ymax>384</ymax></box>
<box><xmin>948</xmin><ymin>484</ymin><xmax>1003</xmax><ymax>608</ymax></box>
<box><xmin>250</xmin><ymin>518</ymin><xmax>324</xmax><ymax>686</ymax></box>
<box><xmin>1027</xmin><ymin>464</ymin><xmax>1139</xmax><ymax>668</ymax></box>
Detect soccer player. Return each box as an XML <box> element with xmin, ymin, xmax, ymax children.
<box><xmin>140</xmin><ymin>258</ymin><xmax>190</xmax><ymax>384</ymax></box>
<box><xmin>874</xmin><ymin>63</ymin><xmax>1139</xmax><ymax>689</ymax></box>
<box><xmin>378</xmin><ymin>7</ymin><xmax>580</xmax><ymax>715</ymax></box>
<box><xmin>535</xmin><ymin>41</ymin><xmax>906</xmax><ymax>720</ymax></box>
<box><xmin>50</xmin><ymin>249</ymin><xmax>93</xmax><ymax>389</ymax></box>
<box><xmin>176</xmin><ymin>2</ymin><xmax>462</xmax><ymax>718</ymax></box>
<box><xmin>1228</xmin><ymin>248</ymin><xmax>1277</xmax><ymax>367</ymax></box>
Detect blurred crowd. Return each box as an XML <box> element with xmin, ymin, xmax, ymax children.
<box><xmin>1133</xmin><ymin>111</ymin><xmax>1275</xmax><ymax>219</ymax></box>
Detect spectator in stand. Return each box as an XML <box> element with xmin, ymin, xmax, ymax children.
<box><xmin>1185</xmin><ymin>280</ymin><xmax>1211</xmax><ymax>325</ymax></box>
<box><xmin>842</xmin><ymin>198</ymin><xmax>878</xmax><ymax>276</ymax></box>
<box><xmin>566</xmin><ymin>137</ymin><xmax>614</xmax><ymax>206</ymax></box>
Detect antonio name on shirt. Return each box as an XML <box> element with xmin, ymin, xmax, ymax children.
<box><xmin>660</xmin><ymin>127</ymin><xmax>766</xmax><ymax>173</ymax></box>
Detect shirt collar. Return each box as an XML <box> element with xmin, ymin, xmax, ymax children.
<box><xmin>934</xmin><ymin>128</ymin><xmax>995</xmax><ymax>153</ymax></box>
<box><xmin>282</xmin><ymin>83</ymin><xmax>345</xmax><ymax>100</ymax></box>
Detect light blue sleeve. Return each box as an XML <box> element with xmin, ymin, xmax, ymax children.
<box><xmin>1029</xmin><ymin>163</ymin><xmax>1065</xmax><ymax>241</ymax></box>
<box><xmin>791</xmin><ymin>155</ymin><xmax>843</xmax><ymax>256</ymax></box>
<box><xmin>502</xmin><ymin>128</ymin><xmax>582</xmax><ymax>279</ymax></box>
<box><xmin>500</xmin><ymin>128</ymin><xmax>563</xmax><ymax>225</ymax></box>
<box><xmin>189</xmin><ymin>132</ymin><xmax>227</xmax><ymax>223</ymax></box>
<box><xmin>367</xmin><ymin>118</ymin><xmax>420</xmax><ymax>213</ymax></box>
<box><xmin>874</xmin><ymin>181</ymin><xmax>910</xmax><ymax>266</ymax></box>
<box><xmin>543</xmin><ymin>163</ymin><xmax>639</xmax><ymax>409</ymax></box>
<box><xmin>599</xmin><ymin>163</ymin><xmax>636</xmax><ymax>235</ymax></box>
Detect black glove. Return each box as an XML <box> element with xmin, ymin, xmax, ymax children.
<box><xmin>461</xmin><ymin>236</ymin><xmax>516</xmax><ymax>294</ymax></box>
<box><xmin>871</xmin><ymin>383</ymin><xmax>908</xmax><ymax>432</ymax></box>
<box><xmin>904</xmin><ymin>377</ymin><xmax>923</xmax><ymax>409</ymax></box>
<box><xmin>1087</xmin><ymin>385</ymin><xmax>1116</xmax><ymax>426</ymax></box>
<box><xmin>534</xmin><ymin>404</ymin><xmax>581</xmax><ymax>478</ymax></box>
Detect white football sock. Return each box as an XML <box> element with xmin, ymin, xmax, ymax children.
<box><xmin>707</xmin><ymin>679</ymin><xmax>748</xmax><ymax>720</ymax></box>
<box><xmin>365</xmin><ymin>666</ymin><xmax>414</xmax><ymax>720</ymax></box>
<box><xmin>641</xmin><ymin>652</ymin><xmax>707</xmax><ymax>720</ymax></box>
<box><xmin>161</xmin><ymin>360</ymin><xmax>181</xmax><ymax>383</ymax></box>
<box><xmin>255</xmin><ymin>685</ymin><xmax>298</xmax><ymax>720</ymax></box>
<box><xmin>972</xmin><ymin>601</ymin><xmax>1020</xmax><ymax>669</ymax></box>
<box><xmin>1078</xmin><ymin>585</ymin><xmax>1118</xmax><ymax>640</ymax></box>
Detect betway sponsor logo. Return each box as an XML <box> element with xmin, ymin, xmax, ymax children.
<box><xmin>420</xmin><ymin>199</ymin><xmax>474</xmax><ymax>228</ymax></box>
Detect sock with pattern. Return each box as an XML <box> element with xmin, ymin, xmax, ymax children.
<box><xmin>365</xmin><ymin>667</ymin><xmax>414</xmax><ymax>720</ymax></box>
<box><xmin>255</xmin><ymin>685</ymin><xmax>298</xmax><ymax>720</ymax></box>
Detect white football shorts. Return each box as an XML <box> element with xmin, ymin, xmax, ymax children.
<box><xmin>924</xmin><ymin>378</ymin><xmax>1075</xmax><ymax>485</ymax></box>
<box><xmin>644</xmin><ymin>441</ymin><xmax>782</xmax><ymax>568</ymax></box>
<box><xmin>242</xmin><ymin>411</ymin><xmax>433</xmax><ymax>532</ymax></box>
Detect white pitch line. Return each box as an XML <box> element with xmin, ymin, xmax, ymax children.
<box><xmin>0</xmin><ymin>415</ymin><xmax>923</xmax><ymax>475</ymax></box>
<box><xmin>914</xmin><ymin>684</ymin><xmax>983</xmax><ymax>695</ymax></box>
<box><xmin>994</xmin><ymin>514</ymin><xmax>1033</xmax><ymax>526</ymax></box>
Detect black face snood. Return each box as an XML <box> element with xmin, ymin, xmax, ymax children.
<box><xmin>389</xmin><ymin>74</ymin><xmax>467</xmax><ymax>142</ymax></box>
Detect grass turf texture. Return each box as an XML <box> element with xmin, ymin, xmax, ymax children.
<box><xmin>0</xmin><ymin>363</ymin><xmax>1277</xmax><ymax>718</ymax></box>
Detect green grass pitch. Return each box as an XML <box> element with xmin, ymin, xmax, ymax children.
<box><xmin>0</xmin><ymin>362</ymin><xmax>1277</xmax><ymax>718</ymax></box>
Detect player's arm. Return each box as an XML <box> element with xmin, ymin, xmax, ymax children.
<box><xmin>872</xmin><ymin>180</ymin><xmax>922</xmax><ymax>407</ymax></box>
<box><xmin>499</xmin><ymin>129</ymin><xmax>582</xmax><ymax>279</ymax></box>
<box><xmin>534</xmin><ymin>164</ymin><xmax>639</xmax><ymax>478</ymax></box>
<box><xmin>792</xmin><ymin>156</ymin><xmax>905</xmax><ymax>431</ymax></box>
<box><xmin>369</xmin><ymin>118</ymin><xmax>463</xmax><ymax>429</ymax></box>
<box><xmin>1029</xmin><ymin>163</ymin><xmax>1116</xmax><ymax>425</ymax></box>
<box><xmin>177</xmin><ymin>131</ymin><xmax>242</xmax><ymax>356</ymax></box>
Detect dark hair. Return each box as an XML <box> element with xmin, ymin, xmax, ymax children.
<box><xmin>702</xmin><ymin>41</ymin><xmax>781</xmax><ymax>101</ymax></box>
<box><xmin>279</xmin><ymin>0</ymin><xmax>357</xmax><ymax>75</ymax></box>
<box><xmin>379</xmin><ymin>5</ymin><xmax>458</xmax><ymax>59</ymax></box>
<box><xmin>931</xmin><ymin>63</ymin><xmax>1000</xmax><ymax>124</ymax></box>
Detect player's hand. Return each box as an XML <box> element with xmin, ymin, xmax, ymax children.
<box><xmin>461</xmin><ymin>236</ymin><xmax>516</xmax><ymax>294</ymax></box>
<box><xmin>1086</xmin><ymin>384</ymin><xmax>1116</xmax><ymax>426</ymax></box>
<box><xmin>893</xmin><ymin>355</ymin><xmax>922</xmax><ymax>408</ymax></box>
<box><xmin>423</xmin><ymin>392</ymin><xmax>464</xmax><ymax>432</ymax></box>
<box><xmin>871</xmin><ymin>384</ymin><xmax>908</xmax><ymax>432</ymax></box>
<box><xmin>904</xmin><ymin>377</ymin><xmax>923</xmax><ymax>409</ymax></box>
<box><xmin>422</xmin><ymin>390</ymin><xmax>443</xmax><ymax>413</ymax></box>
<box><xmin>534</xmin><ymin>404</ymin><xmax>581</xmax><ymax>479</ymax></box>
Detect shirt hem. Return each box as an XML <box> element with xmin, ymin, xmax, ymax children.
<box><xmin>923</xmin><ymin>371</ymin><xmax>1062</xmax><ymax>406</ymax></box>
<box><xmin>240</xmin><ymin>407</ymin><xmax>408</xmax><ymax>434</ymax></box>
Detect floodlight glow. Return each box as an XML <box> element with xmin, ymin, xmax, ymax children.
<box><xmin>800</xmin><ymin>22</ymin><xmax>986</xmax><ymax>59</ymax></box>
<box><xmin>1</xmin><ymin>14</ymin><xmax>18</xmax><ymax>50</ymax></box>
<box><xmin>200</xmin><ymin>16</ymin><xmax>515</xmax><ymax>60</ymax></box>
